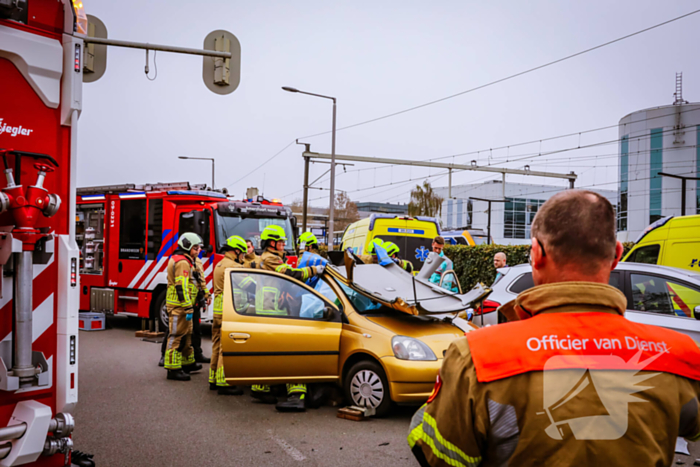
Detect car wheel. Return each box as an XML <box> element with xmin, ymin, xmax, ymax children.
<box><xmin>344</xmin><ymin>360</ymin><xmax>391</xmax><ymax>417</ymax></box>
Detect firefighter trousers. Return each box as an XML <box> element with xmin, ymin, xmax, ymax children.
<box><xmin>164</xmin><ymin>306</ymin><xmax>194</xmax><ymax>370</ymax></box>
<box><xmin>160</xmin><ymin>304</ymin><xmax>204</xmax><ymax>357</ymax></box>
<box><xmin>209</xmin><ymin>313</ymin><xmax>230</xmax><ymax>386</ymax></box>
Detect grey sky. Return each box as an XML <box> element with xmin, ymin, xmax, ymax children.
<box><xmin>79</xmin><ymin>1</ymin><xmax>700</xmax><ymax>206</ymax></box>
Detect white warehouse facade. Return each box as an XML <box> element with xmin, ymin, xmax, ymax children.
<box><xmin>435</xmin><ymin>181</ymin><xmax>617</xmax><ymax>245</ymax></box>
<box><xmin>617</xmin><ymin>102</ymin><xmax>700</xmax><ymax>242</ymax></box>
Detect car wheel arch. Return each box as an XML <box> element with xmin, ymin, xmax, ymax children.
<box><xmin>341</xmin><ymin>352</ymin><xmax>391</xmax><ymax>397</ymax></box>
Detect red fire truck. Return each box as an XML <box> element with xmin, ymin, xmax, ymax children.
<box><xmin>1</xmin><ymin>1</ymin><xmax>84</xmax><ymax>465</ymax></box>
<box><xmin>76</xmin><ymin>183</ymin><xmax>298</xmax><ymax>330</ymax></box>
<box><xmin>1</xmin><ymin>1</ymin><xmax>243</xmax><ymax>465</ymax></box>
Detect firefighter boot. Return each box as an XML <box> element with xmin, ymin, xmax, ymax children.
<box><xmin>275</xmin><ymin>393</ymin><xmax>306</xmax><ymax>412</ymax></box>
<box><xmin>218</xmin><ymin>386</ymin><xmax>244</xmax><ymax>396</ymax></box>
<box><xmin>210</xmin><ymin>383</ymin><xmax>217</xmax><ymax>391</ymax></box>
<box><xmin>182</xmin><ymin>362</ymin><xmax>203</xmax><ymax>373</ymax></box>
<box><xmin>196</xmin><ymin>353</ymin><xmax>210</xmax><ymax>364</ymax></box>
<box><xmin>158</xmin><ymin>356</ymin><xmax>165</xmax><ymax>367</ymax></box>
<box><xmin>251</xmin><ymin>386</ymin><xmax>277</xmax><ymax>404</ymax></box>
<box><xmin>167</xmin><ymin>369</ymin><xmax>191</xmax><ymax>381</ymax></box>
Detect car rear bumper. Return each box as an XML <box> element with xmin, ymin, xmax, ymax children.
<box><xmin>381</xmin><ymin>356</ymin><xmax>440</xmax><ymax>403</ymax></box>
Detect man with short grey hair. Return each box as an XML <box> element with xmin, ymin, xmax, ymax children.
<box><xmin>409</xmin><ymin>190</ymin><xmax>700</xmax><ymax>466</ymax></box>
<box><xmin>493</xmin><ymin>252</ymin><xmax>507</xmax><ymax>284</ymax></box>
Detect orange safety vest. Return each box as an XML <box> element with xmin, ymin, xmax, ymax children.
<box><xmin>467</xmin><ymin>312</ymin><xmax>700</xmax><ymax>383</ymax></box>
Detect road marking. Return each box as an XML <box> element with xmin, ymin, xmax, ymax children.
<box><xmin>267</xmin><ymin>429</ymin><xmax>306</xmax><ymax>461</ymax></box>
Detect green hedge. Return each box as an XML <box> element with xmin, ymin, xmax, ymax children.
<box><xmin>444</xmin><ymin>242</ymin><xmax>635</xmax><ymax>290</ymax></box>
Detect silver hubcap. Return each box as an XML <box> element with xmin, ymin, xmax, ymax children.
<box><xmin>350</xmin><ymin>369</ymin><xmax>384</xmax><ymax>408</ymax></box>
<box><xmin>160</xmin><ymin>301</ymin><xmax>169</xmax><ymax>328</ymax></box>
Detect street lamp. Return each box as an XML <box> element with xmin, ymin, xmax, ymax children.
<box><xmin>283</xmin><ymin>86</ymin><xmax>337</xmax><ymax>251</ymax></box>
<box><xmin>178</xmin><ymin>156</ymin><xmax>215</xmax><ymax>190</ymax></box>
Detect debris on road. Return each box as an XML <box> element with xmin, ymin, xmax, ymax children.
<box><xmin>337</xmin><ymin>405</ymin><xmax>375</xmax><ymax>421</ymax></box>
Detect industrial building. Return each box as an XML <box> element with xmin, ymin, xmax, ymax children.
<box><xmin>435</xmin><ymin>181</ymin><xmax>617</xmax><ymax>245</ymax></box>
<box><xmin>616</xmin><ymin>83</ymin><xmax>700</xmax><ymax>242</ymax></box>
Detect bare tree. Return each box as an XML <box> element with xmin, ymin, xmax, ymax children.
<box><xmin>325</xmin><ymin>191</ymin><xmax>359</xmax><ymax>232</ymax></box>
<box><xmin>408</xmin><ymin>180</ymin><xmax>443</xmax><ymax>217</ymax></box>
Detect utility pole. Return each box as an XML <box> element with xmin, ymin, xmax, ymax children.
<box><xmin>470</xmin><ymin>197</ymin><xmax>507</xmax><ymax>245</ymax></box>
<box><xmin>658</xmin><ymin>172</ymin><xmax>700</xmax><ymax>215</ymax></box>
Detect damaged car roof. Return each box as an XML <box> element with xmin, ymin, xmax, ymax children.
<box><xmin>326</xmin><ymin>249</ymin><xmax>491</xmax><ymax>315</ymax></box>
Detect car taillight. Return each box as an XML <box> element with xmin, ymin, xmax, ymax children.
<box><xmin>475</xmin><ymin>299</ymin><xmax>500</xmax><ymax>315</ymax></box>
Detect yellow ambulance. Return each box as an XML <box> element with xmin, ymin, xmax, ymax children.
<box><xmin>622</xmin><ymin>215</ymin><xmax>700</xmax><ymax>273</ymax></box>
<box><xmin>341</xmin><ymin>214</ymin><xmax>441</xmax><ymax>271</ymax></box>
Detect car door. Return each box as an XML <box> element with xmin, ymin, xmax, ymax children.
<box><xmin>624</xmin><ymin>272</ymin><xmax>700</xmax><ymax>341</ymax></box>
<box><xmin>221</xmin><ymin>269</ymin><xmax>343</xmax><ymax>385</ymax></box>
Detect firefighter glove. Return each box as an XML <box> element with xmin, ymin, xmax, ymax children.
<box><xmin>186</xmin><ymin>312</ymin><xmax>193</xmax><ymax>321</ymax></box>
<box><xmin>315</xmin><ymin>264</ymin><xmax>325</xmax><ymax>276</ymax></box>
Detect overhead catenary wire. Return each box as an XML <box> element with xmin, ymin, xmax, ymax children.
<box><xmin>237</xmin><ymin>12</ymin><xmax>700</xmax><ymax>189</ymax></box>
<box><xmin>298</xmin><ymin>9</ymin><xmax>700</xmax><ymax>140</ymax></box>
<box><xmin>303</xmin><ymin>107</ymin><xmax>700</xmax><ymax>192</ymax></box>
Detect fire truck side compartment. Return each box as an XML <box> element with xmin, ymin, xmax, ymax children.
<box><xmin>90</xmin><ymin>288</ymin><xmax>114</xmax><ymax>314</ymax></box>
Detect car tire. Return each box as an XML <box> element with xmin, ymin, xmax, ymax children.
<box><xmin>344</xmin><ymin>360</ymin><xmax>392</xmax><ymax>417</ymax></box>
<box><xmin>153</xmin><ymin>290</ymin><xmax>168</xmax><ymax>332</ymax></box>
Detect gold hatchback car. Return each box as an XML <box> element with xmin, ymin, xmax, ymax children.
<box><xmin>221</xmin><ymin>251</ymin><xmax>488</xmax><ymax>416</ymax></box>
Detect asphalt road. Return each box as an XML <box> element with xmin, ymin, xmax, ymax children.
<box><xmin>72</xmin><ymin>318</ymin><xmax>419</xmax><ymax>467</ymax></box>
<box><xmin>72</xmin><ymin>318</ymin><xmax>700</xmax><ymax>466</ymax></box>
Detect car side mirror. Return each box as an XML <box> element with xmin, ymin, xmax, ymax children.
<box><xmin>695</xmin><ymin>305</ymin><xmax>700</xmax><ymax>320</ymax></box>
<box><xmin>323</xmin><ymin>306</ymin><xmax>334</xmax><ymax>320</ymax></box>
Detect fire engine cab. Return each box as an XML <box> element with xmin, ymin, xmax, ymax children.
<box><xmin>76</xmin><ymin>182</ymin><xmax>298</xmax><ymax>329</ymax></box>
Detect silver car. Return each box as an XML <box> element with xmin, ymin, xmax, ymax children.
<box><xmin>481</xmin><ymin>263</ymin><xmax>700</xmax><ymax>341</ymax></box>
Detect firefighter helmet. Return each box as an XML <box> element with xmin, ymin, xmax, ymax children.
<box><xmin>383</xmin><ymin>241</ymin><xmax>399</xmax><ymax>256</ymax></box>
<box><xmin>365</xmin><ymin>238</ymin><xmax>384</xmax><ymax>255</ymax></box>
<box><xmin>178</xmin><ymin>232</ymin><xmax>203</xmax><ymax>251</ymax></box>
<box><xmin>226</xmin><ymin>235</ymin><xmax>247</xmax><ymax>254</ymax></box>
<box><xmin>297</xmin><ymin>232</ymin><xmax>318</xmax><ymax>247</ymax></box>
<box><xmin>261</xmin><ymin>225</ymin><xmax>287</xmax><ymax>242</ymax></box>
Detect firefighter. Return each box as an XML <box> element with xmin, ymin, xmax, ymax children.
<box><xmin>192</xmin><ymin>248</ymin><xmax>212</xmax><ymax>363</ymax></box>
<box><xmin>157</xmin><ymin>243</ymin><xmax>211</xmax><ymax>366</ymax></box>
<box><xmin>296</xmin><ymin>232</ymin><xmax>328</xmax><ymax>288</ymax></box>
<box><xmin>383</xmin><ymin>241</ymin><xmax>414</xmax><ymax>273</ymax></box>
<box><xmin>163</xmin><ymin>233</ymin><xmax>203</xmax><ymax>381</ymax></box>
<box><xmin>244</xmin><ymin>238</ymin><xmax>260</xmax><ymax>268</ymax></box>
<box><xmin>408</xmin><ymin>190</ymin><xmax>700</xmax><ymax>467</ymax></box>
<box><xmin>358</xmin><ymin>238</ymin><xmax>384</xmax><ymax>264</ymax></box>
<box><xmin>250</xmin><ymin>224</ymin><xmax>324</xmax><ymax>412</ymax></box>
<box><xmin>210</xmin><ymin>235</ymin><xmax>253</xmax><ymax>396</ymax></box>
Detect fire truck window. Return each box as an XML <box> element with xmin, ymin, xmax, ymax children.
<box><xmin>147</xmin><ymin>199</ymin><xmax>163</xmax><ymax>260</ymax></box>
<box><xmin>178</xmin><ymin>210</ymin><xmax>211</xmax><ymax>251</ymax></box>
<box><xmin>119</xmin><ymin>199</ymin><xmax>147</xmax><ymax>260</ymax></box>
<box><xmin>215</xmin><ymin>213</ymin><xmax>294</xmax><ymax>254</ymax></box>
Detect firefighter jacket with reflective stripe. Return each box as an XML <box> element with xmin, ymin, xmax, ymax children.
<box><xmin>400</xmin><ymin>259</ymin><xmax>414</xmax><ymax>273</ymax></box>
<box><xmin>244</xmin><ymin>251</ymin><xmax>260</xmax><ymax>269</ymax></box>
<box><xmin>297</xmin><ymin>250</ymin><xmax>327</xmax><ymax>288</ymax></box>
<box><xmin>194</xmin><ymin>257</ymin><xmax>211</xmax><ymax>299</ymax></box>
<box><xmin>213</xmin><ymin>251</ymin><xmax>257</xmax><ymax>313</ymax></box>
<box><xmin>166</xmin><ymin>253</ymin><xmax>198</xmax><ymax>309</ymax></box>
<box><xmin>409</xmin><ymin>282</ymin><xmax>700</xmax><ymax>467</ymax></box>
<box><xmin>257</xmin><ymin>249</ymin><xmax>316</xmax><ymax>315</ymax></box>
